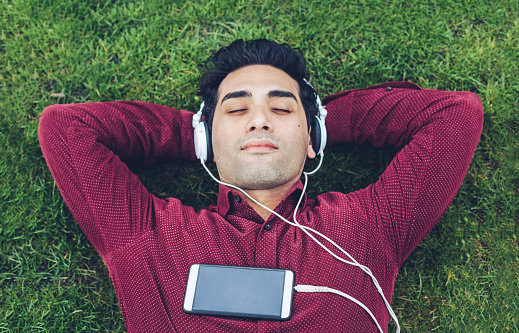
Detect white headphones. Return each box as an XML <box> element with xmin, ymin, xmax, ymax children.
<box><xmin>192</xmin><ymin>101</ymin><xmax>212</xmax><ymax>162</ymax></box>
<box><xmin>304</xmin><ymin>78</ymin><xmax>327</xmax><ymax>157</ymax></box>
<box><xmin>192</xmin><ymin>79</ymin><xmax>327</xmax><ymax>162</ymax></box>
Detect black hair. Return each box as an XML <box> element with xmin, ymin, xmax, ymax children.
<box><xmin>199</xmin><ymin>39</ymin><xmax>317</xmax><ymax>131</ymax></box>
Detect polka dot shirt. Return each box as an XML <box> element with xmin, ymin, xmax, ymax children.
<box><xmin>38</xmin><ymin>81</ymin><xmax>483</xmax><ymax>332</ymax></box>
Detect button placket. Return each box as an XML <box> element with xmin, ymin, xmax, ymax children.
<box><xmin>254</xmin><ymin>218</ymin><xmax>278</xmax><ymax>268</ymax></box>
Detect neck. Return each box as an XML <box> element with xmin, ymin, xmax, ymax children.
<box><xmin>199</xmin><ymin>159</ymin><xmax>302</xmax><ymax>221</ymax></box>
<box><xmin>241</xmin><ymin>180</ymin><xmax>298</xmax><ymax>221</ymax></box>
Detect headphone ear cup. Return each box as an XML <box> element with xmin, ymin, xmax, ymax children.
<box><xmin>205</xmin><ymin>122</ymin><xmax>213</xmax><ymax>161</ymax></box>
<box><xmin>194</xmin><ymin>120</ymin><xmax>213</xmax><ymax>162</ymax></box>
<box><xmin>311</xmin><ymin>115</ymin><xmax>322</xmax><ymax>155</ymax></box>
<box><xmin>311</xmin><ymin>115</ymin><xmax>327</xmax><ymax>156</ymax></box>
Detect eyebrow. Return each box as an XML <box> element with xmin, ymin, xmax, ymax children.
<box><xmin>221</xmin><ymin>90</ymin><xmax>252</xmax><ymax>103</ymax></box>
<box><xmin>267</xmin><ymin>90</ymin><xmax>297</xmax><ymax>101</ymax></box>
<box><xmin>220</xmin><ymin>89</ymin><xmax>298</xmax><ymax>104</ymax></box>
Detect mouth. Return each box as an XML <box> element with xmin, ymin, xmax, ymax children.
<box><xmin>242</xmin><ymin>139</ymin><xmax>278</xmax><ymax>152</ymax></box>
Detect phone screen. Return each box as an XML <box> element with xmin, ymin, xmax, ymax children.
<box><xmin>184</xmin><ymin>264</ymin><xmax>294</xmax><ymax>320</ymax></box>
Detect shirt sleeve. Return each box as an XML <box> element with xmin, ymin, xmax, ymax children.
<box><xmin>323</xmin><ymin>82</ymin><xmax>484</xmax><ymax>266</ymax></box>
<box><xmin>38</xmin><ymin>101</ymin><xmax>196</xmax><ymax>257</ymax></box>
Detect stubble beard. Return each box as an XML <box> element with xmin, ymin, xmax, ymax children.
<box><xmin>215</xmin><ymin>133</ymin><xmax>306</xmax><ymax>191</ymax></box>
<box><xmin>231</xmin><ymin>159</ymin><xmax>295</xmax><ymax>190</ymax></box>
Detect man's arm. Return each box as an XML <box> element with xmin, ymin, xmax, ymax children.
<box><xmin>324</xmin><ymin>82</ymin><xmax>484</xmax><ymax>266</ymax></box>
<box><xmin>38</xmin><ymin>101</ymin><xmax>196</xmax><ymax>257</ymax></box>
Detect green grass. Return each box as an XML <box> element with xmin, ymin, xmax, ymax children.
<box><xmin>1</xmin><ymin>0</ymin><xmax>518</xmax><ymax>331</ymax></box>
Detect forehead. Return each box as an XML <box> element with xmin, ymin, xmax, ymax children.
<box><xmin>217</xmin><ymin>65</ymin><xmax>300</xmax><ymax>102</ymax></box>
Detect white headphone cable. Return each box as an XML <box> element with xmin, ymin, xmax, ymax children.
<box><xmin>294</xmin><ymin>284</ymin><xmax>383</xmax><ymax>333</ymax></box>
<box><xmin>200</xmin><ymin>155</ymin><xmax>400</xmax><ymax>333</ymax></box>
<box><xmin>294</xmin><ymin>166</ymin><xmax>400</xmax><ymax>333</ymax></box>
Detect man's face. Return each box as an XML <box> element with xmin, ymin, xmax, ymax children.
<box><xmin>212</xmin><ymin>65</ymin><xmax>316</xmax><ymax>191</ymax></box>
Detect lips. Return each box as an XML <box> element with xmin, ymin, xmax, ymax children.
<box><xmin>242</xmin><ymin>139</ymin><xmax>278</xmax><ymax>151</ymax></box>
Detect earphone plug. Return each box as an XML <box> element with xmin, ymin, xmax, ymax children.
<box><xmin>294</xmin><ymin>285</ymin><xmax>328</xmax><ymax>293</ymax></box>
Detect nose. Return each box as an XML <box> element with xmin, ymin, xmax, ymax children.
<box><xmin>247</xmin><ymin>104</ymin><xmax>273</xmax><ymax>132</ymax></box>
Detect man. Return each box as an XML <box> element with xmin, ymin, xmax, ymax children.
<box><xmin>39</xmin><ymin>39</ymin><xmax>483</xmax><ymax>332</ymax></box>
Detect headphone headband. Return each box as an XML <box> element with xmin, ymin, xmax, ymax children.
<box><xmin>192</xmin><ymin>101</ymin><xmax>205</xmax><ymax>128</ymax></box>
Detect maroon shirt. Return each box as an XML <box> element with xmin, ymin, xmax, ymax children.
<box><xmin>38</xmin><ymin>82</ymin><xmax>483</xmax><ymax>332</ymax></box>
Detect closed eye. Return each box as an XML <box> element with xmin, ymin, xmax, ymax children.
<box><xmin>272</xmin><ymin>108</ymin><xmax>291</xmax><ymax>114</ymax></box>
<box><xmin>228</xmin><ymin>109</ymin><xmax>247</xmax><ymax>114</ymax></box>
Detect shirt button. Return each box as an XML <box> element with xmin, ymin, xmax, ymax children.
<box><xmin>234</xmin><ymin>195</ymin><xmax>242</xmax><ymax>203</ymax></box>
<box><xmin>386</xmin><ymin>86</ymin><xmax>392</xmax><ymax>91</ymax></box>
<box><xmin>263</xmin><ymin>223</ymin><xmax>272</xmax><ymax>231</ymax></box>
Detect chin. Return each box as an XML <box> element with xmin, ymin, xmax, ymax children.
<box><xmin>233</xmin><ymin>168</ymin><xmax>294</xmax><ymax>190</ymax></box>
<box><xmin>216</xmin><ymin>154</ymin><xmax>304</xmax><ymax>190</ymax></box>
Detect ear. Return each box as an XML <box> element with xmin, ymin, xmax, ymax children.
<box><xmin>307</xmin><ymin>144</ymin><xmax>317</xmax><ymax>159</ymax></box>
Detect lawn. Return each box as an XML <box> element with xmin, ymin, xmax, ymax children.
<box><xmin>1</xmin><ymin>0</ymin><xmax>518</xmax><ymax>332</ymax></box>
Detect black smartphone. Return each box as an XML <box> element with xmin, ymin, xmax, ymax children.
<box><xmin>183</xmin><ymin>264</ymin><xmax>295</xmax><ymax>320</ymax></box>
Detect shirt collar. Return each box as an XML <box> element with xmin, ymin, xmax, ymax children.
<box><xmin>216</xmin><ymin>181</ymin><xmax>307</xmax><ymax>221</ymax></box>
